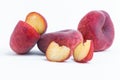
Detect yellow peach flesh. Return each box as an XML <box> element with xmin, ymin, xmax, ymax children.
<box><xmin>74</xmin><ymin>40</ymin><xmax>91</xmax><ymax>61</ymax></box>
<box><xmin>25</xmin><ymin>12</ymin><xmax>46</xmax><ymax>34</ymax></box>
<box><xmin>46</xmin><ymin>41</ymin><xmax>70</xmax><ymax>62</ymax></box>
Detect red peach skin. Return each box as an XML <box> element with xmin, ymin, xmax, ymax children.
<box><xmin>73</xmin><ymin>40</ymin><xmax>94</xmax><ymax>63</ymax></box>
<box><xmin>78</xmin><ymin>10</ymin><xmax>114</xmax><ymax>51</ymax></box>
<box><xmin>10</xmin><ymin>21</ymin><xmax>40</xmax><ymax>54</ymax></box>
<box><xmin>37</xmin><ymin>29</ymin><xmax>83</xmax><ymax>54</ymax></box>
<box><xmin>78</xmin><ymin>41</ymin><xmax>94</xmax><ymax>63</ymax></box>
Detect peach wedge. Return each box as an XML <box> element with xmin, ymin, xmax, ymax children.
<box><xmin>73</xmin><ymin>40</ymin><xmax>94</xmax><ymax>63</ymax></box>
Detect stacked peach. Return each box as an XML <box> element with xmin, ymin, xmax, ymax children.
<box><xmin>10</xmin><ymin>10</ymin><xmax>114</xmax><ymax>63</ymax></box>
<box><xmin>10</xmin><ymin>12</ymin><xmax>47</xmax><ymax>54</ymax></box>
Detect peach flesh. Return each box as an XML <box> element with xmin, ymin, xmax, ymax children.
<box><xmin>73</xmin><ymin>40</ymin><xmax>94</xmax><ymax>63</ymax></box>
<box><xmin>46</xmin><ymin>41</ymin><xmax>70</xmax><ymax>62</ymax></box>
<box><xmin>25</xmin><ymin>12</ymin><xmax>47</xmax><ymax>34</ymax></box>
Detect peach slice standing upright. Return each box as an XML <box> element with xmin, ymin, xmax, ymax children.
<box><xmin>73</xmin><ymin>40</ymin><xmax>94</xmax><ymax>63</ymax></box>
<box><xmin>10</xmin><ymin>12</ymin><xmax>47</xmax><ymax>54</ymax></box>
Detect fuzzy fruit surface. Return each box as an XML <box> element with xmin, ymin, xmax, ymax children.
<box><xmin>37</xmin><ymin>29</ymin><xmax>83</xmax><ymax>54</ymax></box>
<box><xmin>78</xmin><ymin>10</ymin><xmax>114</xmax><ymax>51</ymax></box>
<box><xmin>10</xmin><ymin>21</ymin><xmax>40</xmax><ymax>54</ymax></box>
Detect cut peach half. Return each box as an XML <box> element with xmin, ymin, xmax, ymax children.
<box><xmin>73</xmin><ymin>40</ymin><xmax>94</xmax><ymax>63</ymax></box>
<box><xmin>46</xmin><ymin>41</ymin><xmax>71</xmax><ymax>62</ymax></box>
<box><xmin>25</xmin><ymin>12</ymin><xmax>47</xmax><ymax>34</ymax></box>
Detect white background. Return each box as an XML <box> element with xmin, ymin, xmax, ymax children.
<box><xmin>0</xmin><ymin>0</ymin><xmax>120</xmax><ymax>80</ymax></box>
